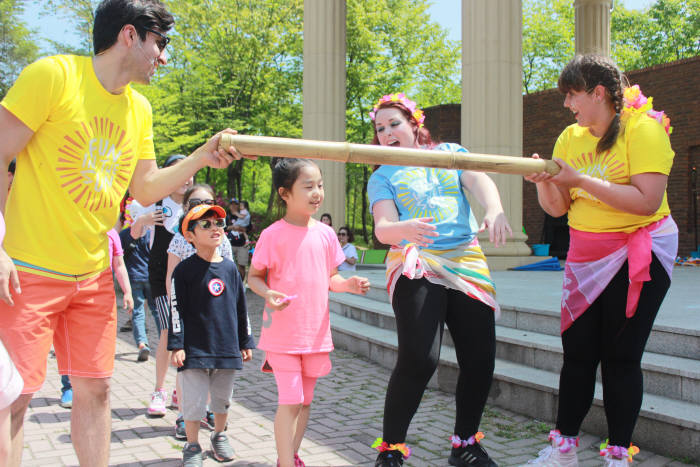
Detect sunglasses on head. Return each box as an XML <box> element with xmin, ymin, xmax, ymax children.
<box><xmin>190</xmin><ymin>218</ymin><xmax>226</xmax><ymax>231</ymax></box>
<box><xmin>187</xmin><ymin>198</ymin><xmax>216</xmax><ymax>210</ymax></box>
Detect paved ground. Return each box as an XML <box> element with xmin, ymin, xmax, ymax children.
<box><xmin>21</xmin><ymin>289</ymin><xmax>697</xmax><ymax>466</ymax></box>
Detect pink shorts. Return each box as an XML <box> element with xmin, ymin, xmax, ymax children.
<box><xmin>0</xmin><ymin>269</ymin><xmax>117</xmax><ymax>394</ymax></box>
<box><xmin>263</xmin><ymin>351</ymin><xmax>331</xmax><ymax>405</ymax></box>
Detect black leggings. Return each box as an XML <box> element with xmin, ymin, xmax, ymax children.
<box><xmin>556</xmin><ymin>254</ymin><xmax>670</xmax><ymax>446</ymax></box>
<box><xmin>382</xmin><ymin>276</ymin><xmax>496</xmax><ymax>444</ymax></box>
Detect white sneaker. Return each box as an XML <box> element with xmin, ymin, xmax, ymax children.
<box><xmin>147</xmin><ymin>389</ymin><xmax>167</xmax><ymax>416</ymax></box>
<box><xmin>523</xmin><ymin>431</ymin><xmax>578</xmax><ymax>467</ymax></box>
<box><xmin>603</xmin><ymin>455</ymin><xmax>629</xmax><ymax>467</ymax></box>
<box><xmin>600</xmin><ymin>443</ymin><xmax>638</xmax><ymax>467</ymax></box>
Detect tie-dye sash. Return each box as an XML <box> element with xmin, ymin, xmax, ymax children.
<box><xmin>561</xmin><ymin>215</ymin><xmax>678</xmax><ymax>333</ymax></box>
<box><xmin>385</xmin><ymin>239</ymin><xmax>500</xmax><ymax>317</ymax></box>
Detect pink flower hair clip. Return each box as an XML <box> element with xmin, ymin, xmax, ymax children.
<box><xmin>622</xmin><ymin>84</ymin><xmax>672</xmax><ymax>135</ymax></box>
<box><xmin>369</xmin><ymin>92</ymin><xmax>426</xmax><ymax>128</ymax></box>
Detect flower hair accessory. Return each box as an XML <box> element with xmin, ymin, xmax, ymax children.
<box><xmin>368</xmin><ymin>92</ymin><xmax>425</xmax><ymax>128</ymax></box>
<box><xmin>371</xmin><ymin>438</ymin><xmax>412</xmax><ymax>459</ymax></box>
<box><xmin>599</xmin><ymin>439</ymin><xmax>640</xmax><ymax>462</ymax></box>
<box><xmin>622</xmin><ymin>84</ymin><xmax>672</xmax><ymax>135</ymax></box>
<box><xmin>450</xmin><ymin>432</ymin><xmax>485</xmax><ymax>448</ymax></box>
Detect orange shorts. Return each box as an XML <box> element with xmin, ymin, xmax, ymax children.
<box><xmin>0</xmin><ymin>269</ymin><xmax>117</xmax><ymax>394</ymax></box>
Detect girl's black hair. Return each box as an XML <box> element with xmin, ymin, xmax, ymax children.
<box><xmin>271</xmin><ymin>158</ymin><xmax>319</xmax><ymax>210</ymax></box>
<box><xmin>558</xmin><ymin>54</ymin><xmax>628</xmax><ymax>154</ymax></box>
<box><xmin>320</xmin><ymin>213</ymin><xmax>333</xmax><ymax>225</ymax></box>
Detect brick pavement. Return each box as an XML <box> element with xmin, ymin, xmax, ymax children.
<box><xmin>21</xmin><ymin>290</ymin><xmax>694</xmax><ymax>466</ymax></box>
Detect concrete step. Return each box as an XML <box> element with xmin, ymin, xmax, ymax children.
<box><xmin>330</xmin><ymin>313</ymin><xmax>700</xmax><ymax>462</ymax></box>
<box><xmin>332</xmin><ymin>286</ymin><xmax>700</xmax><ymax>360</ymax></box>
<box><xmin>330</xmin><ymin>293</ymin><xmax>700</xmax><ymax>404</ymax></box>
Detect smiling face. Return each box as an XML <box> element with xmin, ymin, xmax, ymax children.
<box><xmin>280</xmin><ymin>164</ymin><xmax>324</xmax><ymax>218</ymax></box>
<box><xmin>129</xmin><ymin>26</ymin><xmax>168</xmax><ymax>85</ymax></box>
<box><xmin>374</xmin><ymin>107</ymin><xmax>418</xmax><ymax>149</ymax></box>
<box><xmin>562</xmin><ymin>84</ymin><xmax>614</xmax><ymax>136</ymax></box>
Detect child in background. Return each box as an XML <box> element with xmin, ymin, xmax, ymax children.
<box><xmin>0</xmin><ymin>211</ymin><xmax>23</xmax><ymax>465</ymax></box>
<box><xmin>248</xmin><ymin>158</ymin><xmax>370</xmax><ymax>467</ymax></box>
<box><xmin>169</xmin><ymin>204</ymin><xmax>255</xmax><ymax>466</ymax></box>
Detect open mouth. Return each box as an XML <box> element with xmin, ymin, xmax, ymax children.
<box><xmin>388</xmin><ymin>141</ymin><xmax>400</xmax><ymax>147</ymax></box>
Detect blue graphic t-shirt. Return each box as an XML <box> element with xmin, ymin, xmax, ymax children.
<box><xmin>367</xmin><ymin>143</ymin><xmax>479</xmax><ymax>250</ymax></box>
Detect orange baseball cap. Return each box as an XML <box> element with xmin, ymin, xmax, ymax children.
<box><xmin>182</xmin><ymin>204</ymin><xmax>226</xmax><ymax>232</ymax></box>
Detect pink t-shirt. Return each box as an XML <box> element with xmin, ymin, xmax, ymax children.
<box><xmin>251</xmin><ymin>219</ymin><xmax>345</xmax><ymax>353</ymax></box>
<box><xmin>107</xmin><ymin>228</ymin><xmax>124</xmax><ymax>270</ymax></box>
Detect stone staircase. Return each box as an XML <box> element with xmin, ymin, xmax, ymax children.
<box><xmin>328</xmin><ymin>269</ymin><xmax>700</xmax><ymax>461</ymax></box>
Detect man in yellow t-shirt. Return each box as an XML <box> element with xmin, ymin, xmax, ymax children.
<box><xmin>0</xmin><ymin>1</ymin><xmax>248</xmax><ymax>465</ymax></box>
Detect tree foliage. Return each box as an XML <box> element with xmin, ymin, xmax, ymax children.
<box><xmin>0</xmin><ymin>0</ymin><xmax>38</xmax><ymax>98</ymax></box>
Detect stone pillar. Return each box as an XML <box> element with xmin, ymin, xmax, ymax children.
<box><xmin>303</xmin><ymin>0</ymin><xmax>346</xmax><ymax>226</ymax></box>
<box><xmin>574</xmin><ymin>0</ymin><xmax>612</xmax><ymax>56</ymax></box>
<box><xmin>461</xmin><ymin>0</ymin><xmax>533</xmax><ymax>268</ymax></box>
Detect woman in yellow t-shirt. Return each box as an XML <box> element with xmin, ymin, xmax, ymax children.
<box><xmin>523</xmin><ymin>55</ymin><xmax>678</xmax><ymax>467</ymax></box>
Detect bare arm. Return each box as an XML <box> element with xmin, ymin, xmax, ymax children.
<box><xmin>247</xmin><ymin>264</ymin><xmax>289</xmax><ymax>310</ymax></box>
<box><xmin>460</xmin><ymin>171</ymin><xmax>513</xmax><ymax>246</ymax></box>
<box><xmin>524</xmin><ymin>154</ymin><xmax>572</xmax><ymax>218</ymax></box>
<box><xmin>112</xmin><ymin>255</ymin><xmax>133</xmax><ymax>312</ymax></box>
<box><xmin>165</xmin><ymin>252</ymin><xmax>181</xmax><ymax>299</ymax></box>
<box><xmin>372</xmin><ymin>199</ymin><xmax>438</xmax><ymax>247</ymax></box>
<box><xmin>129</xmin><ymin>129</ymin><xmax>253</xmax><ymax>206</ymax></box>
<box><xmin>547</xmin><ymin>158</ymin><xmax>667</xmax><ymax>216</ymax></box>
<box><xmin>329</xmin><ymin>268</ymin><xmax>369</xmax><ymax>294</ymax></box>
<box><xmin>0</xmin><ymin>106</ymin><xmax>34</xmax><ymax>304</ymax></box>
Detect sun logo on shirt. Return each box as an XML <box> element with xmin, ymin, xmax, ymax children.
<box><xmin>55</xmin><ymin>117</ymin><xmax>134</xmax><ymax>211</ymax></box>
<box><xmin>396</xmin><ymin>168</ymin><xmax>460</xmax><ymax>222</ymax></box>
<box><xmin>568</xmin><ymin>151</ymin><xmax>627</xmax><ymax>202</ymax></box>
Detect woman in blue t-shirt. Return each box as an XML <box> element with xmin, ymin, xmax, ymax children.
<box><xmin>367</xmin><ymin>93</ymin><xmax>511</xmax><ymax>467</ymax></box>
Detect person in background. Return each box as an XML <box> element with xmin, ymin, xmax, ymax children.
<box><xmin>119</xmin><ymin>210</ymin><xmax>154</xmax><ymax>362</ymax></box>
<box><xmin>320</xmin><ymin>213</ymin><xmax>332</xmax><ymax>227</ymax></box>
<box><xmin>226</xmin><ymin>198</ymin><xmax>251</xmax><ymax>282</ymax></box>
<box><xmin>337</xmin><ymin>226</ymin><xmax>358</xmax><ymax>272</ymax></box>
<box><xmin>6</xmin><ymin>160</ymin><xmax>14</xmax><ymax>192</ymax></box>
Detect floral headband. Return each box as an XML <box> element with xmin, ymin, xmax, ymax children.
<box><xmin>368</xmin><ymin>92</ymin><xmax>426</xmax><ymax>128</ymax></box>
<box><xmin>622</xmin><ymin>84</ymin><xmax>672</xmax><ymax>135</ymax></box>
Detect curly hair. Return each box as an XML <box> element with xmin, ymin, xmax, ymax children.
<box><xmin>558</xmin><ymin>54</ymin><xmax>629</xmax><ymax>154</ymax></box>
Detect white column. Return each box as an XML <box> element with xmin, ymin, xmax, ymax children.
<box><xmin>303</xmin><ymin>0</ymin><xmax>346</xmax><ymax>225</ymax></box>
<box><xmin>461</xmin><ymin>0</ymin><xmax>531</xmax><ymax>261</ymax></box>
<box><xmin>575</xmin><ymin>0</ymin><xmax>612</xmax><ymax>56</ymax></box>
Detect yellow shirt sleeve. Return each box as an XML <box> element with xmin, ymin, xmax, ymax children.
<box><xmin>1</xmin><ymin>56</ymin><xmax>66</xmax><ymax>131</ymax></box>
<box><xmin>626</xmin><ymin>114</ymin><xmax>674</xmax><ymax>176</ymax></box>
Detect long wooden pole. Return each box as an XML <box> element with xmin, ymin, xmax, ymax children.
<box><xmin>219</xmin><ymin>134</ymin><xmax>560</xmax><ymax>176</ymax></box>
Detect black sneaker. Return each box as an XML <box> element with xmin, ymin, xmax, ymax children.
<box><xmin>448</xmin><ymin>443</ymin><xmax>498</xmax><ymax>467</ymax></box>
<box><xmin>119</xmin><ymin>318</ymin><xmax>133</xmax><ymax>332</ymax></box>
<box><xmin>175</xmin><ymin>416</ymin><xmax>187</xmax><ymax>440</ymax></box>
<box><xmin>375</xmin><ymin>449</ymin><xmax>404</xmax><ymax>467</ymax></box>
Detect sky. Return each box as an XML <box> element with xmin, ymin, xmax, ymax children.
<box><xmin>20</xmin><ymin>0</ymin><xmax>659</xmax><ymax>53</ymax></box>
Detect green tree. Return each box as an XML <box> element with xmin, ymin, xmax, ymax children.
<box><xmin>521</xmin><ymin>0</ymin><xmax>574</xmax><ymax>94</ymax></box>
<box><xmin>40</xmin><ymin>0</ymin><xmax>97</xmax><ymax>55</ymax></box>
<box><xmin>0</xmin><ymin>0</ymin><xmax>39</xmax><ymax>98</ymax></box>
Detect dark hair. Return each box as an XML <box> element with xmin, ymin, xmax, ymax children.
<box><xmin>337</xmin><ymin>225</ymin><xmax>354</xmax><ymax>243</ymax></box>
<box><xmin>370</xmin><ymin>100</ymin><xmax>434</xmax><ymax>148</ymax></box>
<box><xmin>162</xmin><ymin>154</ymin><xmax>186</xmax><ymax>168</ymax></box>
<box><xmin>93</xmin><ymin>0</ymin><xmax>174</xmax><ymax>55</ymax></box>
<box><xmin>239</xmin><ymin>200</ymin><xmax>249</xmax><ymax>210</ymax></box>
<box><xmin>320</xmin><ymin>213</ymin><xmax>332</xmax><ymax>225</ymax></box>
<box><xmin>8</xmin><ymin>158</ymin><xmax>15</xmax><ymax>174</ymax></box>
<box><xmin>558</xmin><ymin>54</ymin><xmax>627</xmax><ymax>154</ymax></box>
<box><xmin>178</xmin><ymin>184</ymin><xmax>216</xmax><ymax>233</ymax></box>
<box><xmin>271</xmin><ymin>158</ymin><xmax>319</xmax><ymax>209</ymax></box>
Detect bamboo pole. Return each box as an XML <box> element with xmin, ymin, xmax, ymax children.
<box><xmin>219</xmin><ymin>134</ymin><xmax>560</xmax><ymax>176</ymax></box>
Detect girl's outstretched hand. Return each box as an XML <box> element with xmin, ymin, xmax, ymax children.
<box><xmin>400</xmin><ymin>217</ymin><xmax>438</xmax><ymax>247</ymax></box>
<box><xmin>480</xmin><ymin>211</ymin><xmax>513</xmax><ymax>247</ymax></box>
<box><xmin>346</xmin><ymin>276</ymin><xmax>370</xmax><ymax>295</ymax></box>
<box><xmin>265</xmin><ymin>289</ymin><xmax>292</xmax><ymax>310</ymax></box>
<box><xmin>241</xmin><ymin>349</ymin><xmax>253</xmax><ymax>361</ymax></box>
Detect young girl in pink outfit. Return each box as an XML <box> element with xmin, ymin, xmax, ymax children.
<box><xmin>248</xmin><ymin>158</ymin><xmax>370</xmax><ymax>467</ymax></box>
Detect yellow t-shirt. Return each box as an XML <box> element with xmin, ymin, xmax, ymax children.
<box><xmin>1</xmin><ymin>55</ymin><xmax>155</xmax><ymax>275</ymax></box>
<box><xmin>553</xmin><ymin>112</ymin><xmax>674</xmax><ymax>233</ymax></box>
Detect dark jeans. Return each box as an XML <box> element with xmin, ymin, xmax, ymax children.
<box><xmin>383</xmin><ymin>276</ymin><xmax>496</xmax><ymax>444</ymax></box>
<box><xmin>556</xmin><ymin>255</ymin><xmax>670</xmax><ymax>446</ymax></box>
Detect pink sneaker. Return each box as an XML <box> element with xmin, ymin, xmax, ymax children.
<box><xmin>147</xmin><ymin>389</ymin><xmax>167</xmax><ymax>417</ymax></box>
